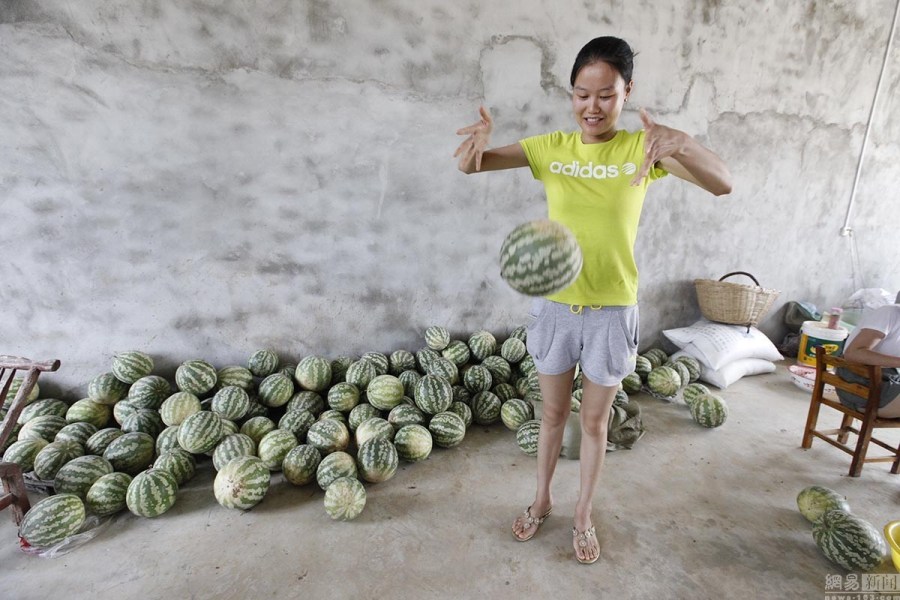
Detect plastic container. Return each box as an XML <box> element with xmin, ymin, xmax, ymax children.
<box><xmin>884</xmin><ymin>520</ymin><xmax>900</xmax><ymax>572</ymax></box>
<box><xmin>797</xmin><ymin>320</ymin><xmax>849</xmax><ymax>367</ymax></box>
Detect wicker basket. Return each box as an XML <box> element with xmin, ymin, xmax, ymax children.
<box><xmin>694</xmin><ymin>271</ymin><xmax>780</xmax><ymax>328</ymax></box>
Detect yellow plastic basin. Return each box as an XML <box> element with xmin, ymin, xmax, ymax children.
<box><xmin>884</xmin><ymin>521</ymin><xmax>900</xmax><ymax>572</ymax></box>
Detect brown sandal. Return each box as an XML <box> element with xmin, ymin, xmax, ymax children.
<box><xmin>573</xmin><ymin>525</ymin><xmax>599</xmax><ymax>564</ymax></box>
<box><xmin>512</xmin><ymin>505</ymin><xmax>552</xmax><ymax>542</ymax></box>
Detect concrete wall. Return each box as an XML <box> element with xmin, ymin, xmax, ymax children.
<box><xmin>1</xmin><ymin>0</ymin><xmax>898</xmax><ymax>392</ymax></box>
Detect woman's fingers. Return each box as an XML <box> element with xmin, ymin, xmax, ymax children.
<box><xmin>453</xmin><ymin>134</ymin><xmax>474</xmax><ymax>158</ymax></box>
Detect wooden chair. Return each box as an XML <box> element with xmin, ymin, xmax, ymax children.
<box><xmin>801</xmin><ymin>346</ymin><xmax>900</xmax><ymax>477</ymax></box>
<box><xmin>0</xmin><ymin>355</ymin><xmax>60</xmax><ymax>525</ymax></box>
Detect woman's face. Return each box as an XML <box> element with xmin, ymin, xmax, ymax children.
<box><xmin>571</xmin><ymin>61</ymin><xmax>632</xmax><ymax>144</ymax></box>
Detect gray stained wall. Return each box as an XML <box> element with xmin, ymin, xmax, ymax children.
<box><xmin>1</xmin><ymin>1</ymin><xmax>898</xmax><ymax>391</ymax></box>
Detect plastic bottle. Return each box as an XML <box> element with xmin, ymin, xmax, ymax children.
<box><xmin>827</xmin><ymin>307</ymin><xmax>843</xmax><ymax>329</ymax></box>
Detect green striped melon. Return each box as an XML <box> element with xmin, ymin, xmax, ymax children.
<box><xmin>388</xmin><ymin>350</ymin><xmax>416</xmax><ymax>376</ymax></box>
<box><xmin>398</xmin><ymin>370</ymin><xmax>422</xmax><ymax>397</ymax></box>
<box><xmin>499</xmin><ymin>219</ymin><xmax>583</xmax><ymax>296</ymax></box>
<box><xmin>441</xmin><ymin>340</ymin><xmax>471</xmax><ymax>366</ymax></box>
<box><xmin>127</xmin><ymin>468</ymin><xmax>178</xmax><ymax>517</ymax></box>
<box><xmin>357</xmin><ymin>437</ymin><xmax>398</xmax><ymax>483</ymax></box>
<box><xmin>448</xmin><ymin>401</ymin><xmax>473</xmax><ymax>428</ymax></box>
<box><xmin>689</xmin><ymin>394</ymin><xmax>728</xmax><ymax>428</ymax></box>
<box><xmin>425</xmin><ymin>357</ymin><xmax>459</xmax><ymax>385</ymax></box>
<box><xmin>471</xmin><ymin>391</ymin><xmax>502</xmax><ymax>425</ymax></box>
<box><xmin>243</xmin><ymin>400</ymin><xmax>269</xmax><ymax>419</ymax></box>
<box><xmin>682</xmin><ymin>383</ymin><xmax>712</xmax><ymax>408</ymax></box>
<box><xmin>287</xmin><ymin>391</ymin><xmax>325</xmax><ymax>415</ymax></box>
<box><xmin>622</xmin><ymin>372</ymin><xmax>643</xmax><ymax>395</ymax></box>
<box><xmin>280</xmin><ymin>364</ymin><xmax>297</xmax><ymax>379</ymax></box>
<box><xmin>452</xmin><ymin>385</ymin><xmax>472</xmax><ymax>405</ymax></box>
<box><xmin>4</xmin><ymin>377</ymin><xmax>39</xmax><ymax>408</ymax></box>
<box><xmin>355</xmin><ymin>417</ymin><xmax>395</xmax><ymax>446</ymax></box>
<box><xmin>414</xmin><ymin>375</ymin><xmax>453</xmax><ymax>415</ymax></box>
<box><xmin>500</xmin><ymin>338</ymin><xmax>527</xmax><ymax>364</ymax></box>
<box><xmin>428</xmin><ymin>411</ymin><xmax>466</xmax><ymax>448</ymax></box>
<box><xmin>797</xmin><ymin>486</ymin><xmax>850</xmax><ymax>523</ymax></box>
<box><xmin>394</xmin><ymin>424</ymin><xmax>432</xmax><ymax>462</ymax></box>
<box><xmin>220</xmin><ymin>418</ymin><xmax>239</xmax><ymax>436</ymax></box>
<box><xmin>282</xmin><ymin>444</ymin><xmax>322</xmax><ymax>486</ymax></box>
<box><xmin>155</xmin><ymin>425</ymin><xmax>181</xmax><ymax>455</ymax></box>
<box><xmin>345</xmin><ymin>359</ymin><xmax>377</xmax><ymax>390</ymax></box>
<box><xmin>330</xmin><ymin>355</ymin><xmax>354</xmax><ymax>384</ymax></box>
<box><xmin>214</xmin><ymin>456</ymin><xmax>270</xmax><ymax>510</ymax></box>
<box><xmin>500</xmin><ymin>398</ymin><xmax>534</xmax><ymax>431</ymax></box>
<box><xmin>257</xmin><ymin>429</ymin><xmax>298</xmax><ymax>471</ymax></box>
<box><xmin>112</xmin><ymin>399</ymin><xmax>138</xmax><ymax>426</ymax></box>
<box><xmin>19</xmin><ymin>493</ymin><xmax>85</xmax><ymax>548</ymax></box>
<box><xmin>175</xmin><ymin>359</ymin><xmax>217</xmax><ymax>396</ymax></box>
<box><xmin>613</xmin><ymin>390</ymin><xmax>629</xmax><ymax>408</ymax></box>
<box><xmin>258</xmin><ymin>373</ymin><xmax>294</xmax><ymax>408</ymax></box>
<box><xmin>482</xmin><ymin>356</ymin><xmax>512</xmax><ymax>384</ymax></box>
<box><xmin>153</xmin><ymin>448</ymin><xmax>196</xmax><ymax>486</ymax></box>
<box><xmin>33</xmin><ymin>440</ymin><xmax>85</xmax><ymax>480</ymax></box>
<box><xmin>160</xmin><ymin>391</ymin><xmax>202</xmax><ymax>426</ymax></box>
<box><xmin>65</xmin><ymin>398</ymin><xmax>111</xmax><ymax>428</ymax></box>
<box><xmin>248</xmin><ymin>349</ymin><xmax>279</xmax><ymax>377</ymax></box>
<box><xmin>85</xmin><ymin>472</ymin><xmax>132</xmax><ymax>516</ymax></box>
<box><xmin>295</xmin><ymin>356</ymin><xmax>332</xmax><ymax>392</ymax></box>
<box><xmin>306</xmin><ymin>418</ymin><xmax>350</xmax><ymax>455</ymax></box>
<box><xmin>518</xmin><ymin>354</ymin><xmax>537</xmax><ymax>376</ymax></box>
<box><xmin>126</xmin><ymin>375</ymin><xmax>171</xmax><ymax>410</ymax></box>
<box><xmin>647</xmin><ymin>366</ymin><xmax>681</xmax><ymax>398</ymax></box>
<box><xmin>18</xmin><ymin>398</ymin><xmax>69</xmax><ymax>424</ymax></box>
<box><xmin>279</xmin><ymin>409</ymin><xmax>316</xmax><ymax>441</ymax></box>
<box><xmin>103</xmin><ymin>432</ymin><xmax>155</xmax><ymax>475</ymax></box>
<box><xmin>3</xmin><ymin>438</ymin><xmax>49</xmax><ymax>472</ymax></box>
<box><xmin>54</xmin><ymin>455</ymin><xmax>114</xmax><ymax>498</ymax></box>
<box><xmin>675</xmin><ymin>356</ymin><xmax>702</xmax><ymax>383</ymax></box>
<box><xmin>367</xmin><ymin>375</ymin><xmax>404</xmax><ymax>411</ymax></box>
<box><xmin>463</xmin><ymin>365</ymin><xmax>493</xmax><ymax>393</ymax></box>
<box><xmin>516</xmin><ymin>420</ymin><xmax>541</xmax><ymax>456</ymax></box>
<box><xmin>388</xmin><ymin>404</ymin><xmax>427</xmax><ymax>429</ymax></box>
<box><xmin>318</xmin><ymin>409</ymin><xmax>346</xmax><ymax>423</ymax></box>
<box><xmin>327</xmin><ymin>382</ymin><xmax>360</xmax><ymax>413</ymax></box>
<box><xmin>348</xmin><ymin>403</ymin><xmax>381</xmax><ymax>432</ymax></box>
<box><xmin>667</xmin><ymin>361</ymin><xmax>691</xmax><ymax>390</ymax></box>
<box><xmin>121</xmin><ymin>408</ymin><xmax>164</xmax><ymax>437</ymax></box>
<box><xmin>177</xmin><ymin>410</ymin><xmax>224</xmax><ymax>454</ymax></box>
<box><xmin>88</xmin><ymin>372</ymin><xmax>129</xmax><ymax>405</ymax></box>
<box><xmin>211</xmin><ymin>386</ymin><xmax>251</xmax><ymax>421</ymax></box>
<box><xmin>18</xmin><ymin>414</ymin><xmax>67</xmax><ymax>443</ymax></box>
<box><xmin>316</xmin><ymin>451</ymin><xmax>358</xmax><ymax>490</ymax></box>
<box><xmin>813</xmin><ymin>509</ymin><xmax>887</xmax><ymax>571</ymax></box>
<box><xmin>55</xmin><ymin>422</ymin><xmax>98</xmax><ymax>446</ymax></box>
<box><xmin>573</xmin><ymin>371</ymin><xmax>584</xmax><ymax>391</ymax></box>
<box><xmin>1</xmin><ymin>423</ymin><xmax>20</xmax><ymax>453</ymax></box>
<box><xmin>362</xmin><ymin>352</ymin><xmax>389</xmax><ymax>376</ymax></box>
<box><xmin>415</xmin><ymin>347</ymin><xmax>441</xmax><ymax>372</ymax></box>
<box><xmin>509</xmin><ymin>324</ymin><xmax>527</xmax><ymax>342</ymax></box>
<box><xmin>85</xmin><ymin>428</ymin><xmax>125</xmax><ymax>456</ymax></box>
<box><xmin>634</xmin><ymin>355</ymin><xmax>653</xmax><ymax>382</ymax></box>
<box><xmin>644</xmin><ymin>348</ymin><xmax>669</xmax><ymax>367</ymax></box>
<box><xmin>216</xmin><ymin>366</ymin><xmax>255</xmax><ymax>391</ymax></box>
<box><xmin>468</xmin><ymin>330</ymin><xmax>497</xmax><ymax>361</ymax></box>
<box><xmin>112</xmin><ymin>351</ymin><xmax>154</xmax><ymax>384</ymax></box>
<box><xmin>212</xmin><ymin>433</ymin><xmax>257</xmax><ymax>471</ymax></box>
<box><xmin>324</xmin><ymin>476</ymin><xmax>366</xmax><ymax>521</ymax></box>
<box><xmin>424</xmin><ymin>326</ymin><xmax>451</xmax><ymax>351</ymax></box>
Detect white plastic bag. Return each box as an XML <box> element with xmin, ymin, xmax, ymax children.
<box><xmin>19</xmin><ymin>514</ymin><xmax>113</xmax><ymax>558</ymax></box>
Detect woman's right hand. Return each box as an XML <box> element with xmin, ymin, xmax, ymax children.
<box><xmin>454</xmin><ymin>105</ymin><xmax>493</xmax><ymax>172</ymax></box>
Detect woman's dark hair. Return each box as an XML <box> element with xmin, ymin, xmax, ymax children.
<box><xmin>570</xmin><ymin>36</ymin><xmax>635</xmax><ymax>86</ymax></box>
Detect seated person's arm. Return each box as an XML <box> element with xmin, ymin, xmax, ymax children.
<box><xmin>842</xmin><ymin>328</ymin><xmax>900</xmax><ymax>368</ymax></box>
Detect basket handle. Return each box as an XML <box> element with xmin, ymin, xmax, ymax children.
<box><xmin>718</xmin><ymin>271</ymin><xmax>761</xmax><ymax>286</ymax></box>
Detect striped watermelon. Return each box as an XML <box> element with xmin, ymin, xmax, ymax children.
<box><xmin>155</xmin><ymin>426</ymin><xmax>181</xmax><ymax>455</ymax></box>
<box><xmin>388</xmin><ymin>404</ymin><xmax>427</xmax><ymax>429</ymax></box>
<box><xmin>258</xmin><ymin>373</ymin><xmax>294</xmax><ymax>408</ymax></box>
<box><xmin>797</xmin><ymin>486</ymin><xmax>850</xmax><ymax>523</ymax></box>
<box><xmin>428</xmin><ymin>411</ymin><xmax>466</xmax><ymax>448</ymax></box>
<box><xmin>54</xmin><ymin>455</ymin><xmax>114</xmax><ymax>498</ymax></box>
<box><xmin>33</xmin><ymin>440</ymin><xmax>83</xmax><ymax>480</ymax></box>
<box><xmin>415</xmin><ymin>347</ymin><xmax>441</xmax><ymax>372</ymax></box>
<box><xmin>425</xmin><ymin>357</ymin><xmax>459</xmax><ymax>385</ymax></box>
<box><xmin>509</xmin><ymin>324</ymin><xmax>527</xmax><ymax>342</ymax></box>
<box><xmin>316</xmin><ymin>451</ymin><xmax>358</xmax><ymax>490</ymax></box>
<box><xmin>324</xmin><ymin>477</ymin><xmax>366</xmax><ymax>521</ymax></box>
<box><xmin>345</xmin><ymin>359</ymin><xmax>377</xmax><ymax>390</ymax></box>
<box><xmin>388</xmin><ymin>350</ymin><xmax>416</xmax><ymax>376</ymax></box>
<box><xmin>127</xmin><ymin>468</ymin><xmax>178</xmax><ymax>517</ymax></box>
<box><xmin>19</xmin><ymin>493</ymin><xmax>85</xmax><ymax>547</ymax></box>
<box><xmin>644</xmin><ymin>348</ymin><xmax>669</xmax><ymax>367</ymax></box>
<box><xmin>65</xmin><ymin>398</ymin><xmax>111</xmax><ymax>428</ymax></box>
<box><xmin>279</xmin><ymin>409</ymin><xmax>316</xmax><ymax>441</ymax></box>
<box><xmin>464</xmin><ymin>365</ymin><xmax>493</xmax><ymax>393</ymax></box>
<box><xmin>328</xmin><ymin>382</ymin><xmax>361</xmax><ymax>413</ymax></box>
<box><xmin>126</xmin><ymin>375</ymin><xmax>171</xmax><ymax>410</ymax></box>
<box><xmin>492</xmin><ymin>383</ymin><xmax>517</xmax><ymax>402</ymax></box>
<box><xmin>257</xmin><ymin>429</ymin><xmax>298</xmax><ymax>471</ymax></box>
<box><xmin>121</xmin><ymin>408</ymin><xmax>164</xmax><ymax>437</ymax></box>
<box><xmin>348</xmin><ymin>403</ymin><xmax>381</xmax><ymax>432</ymax></box>
<box><xmin>319</xmin><ymin>409</ymin><xmax>347</xmax><ymax>423</ymax></box>
<box><xmin>243</xmin><ymin>401</ymin><xmax>269</xmax><ymax>419</ymax></box>
<box><xmin>248</xmin><ymin>349</ymin><xmax>279</xmax><ymax>377</ymax></box>
<box><xmin>112</xmin><ymin>351</ymin><xmax>154</xmax><ymax>384</ymax></box>
<box><xmin>519</xmin><ymin>354</ymin><xmax>537</xmax><ymax>376</ymax></box>
<box><xmin>220</xmin><ymin>418</ymin><xmax>239</xmax><ymax>436</ymax></box>
<box><xmin>622</xmin><ymin>372</ymin><xmax>643</xmax><ymax>394</ymax></box>
<box><xmin>452</xmin><ymin>385</ymin><xmax>472</xmax><ymax>405</ymax></box>
<box><xmin>682</xmin><ymin>383</ymin><xmax>712</xmax><ymax>408</ymax></box>
<box><xmin>499</xmin><ymin>220</ymin><xmax>583</xmax><ymax>296</ymax></box>
<box><xmin>153</xmin><ymin>448</ymin><xmax>196</xmax><ymax>486</ymax></box>
<box><xmin>482</xmin><ymin>356</ymin><xmax>512</xmax><ymax>384</ymax></box>
<box><xmin>216</xmin><ymin>366</ymin><xmax>255</xmax><ymax>391</ymax></box>
<box><xmin>634</xmin><ymin>355</ymin><xmax>653</xmax><ymax>382</ymax></box>
<box><xmin>279</xmin><ymin>364</ymin><xmax>297</xmax><ymax>379</ymax></box>
<box><xmin>441</xmin><ymin>340</ymin><xmax>471</xmax><ymax>366</ymax></box>
<box><xmin>500</xmin><ymin>398</ymin><xmax>534</xmax><ymax>431</ymax></box>
<box><xmin>813</xmin><ymin>509</ymin><xmax>887</xmax><ymax>571</ymax></box>
<box><xmin>394</xmin><ymin>424</ymin><xmax>432</xmax><ymax>462</ymax></box>
<box><xmin>468</xmin><ymin>330</ymin><xmax>497</xmax><ymax>361</ymax></box>
<box><xmin>448</xmin><ymin>401</ymin><xmax>473</xmax><ymax>428</ymax></box>
<box><xmin>689</xmin><ymin>394</ymin><xmax>728</xmax><ymax>428</ymax></box>
<box><xmin>85</xmin><ymin>472</ymin><xmax>133</xmax><ymax>516</ymax></box>
<box><xmin>357</xmin><ymin>437</ymin><xmax>398</xmax><ymax>483</ymax></box>
<box><xmin>287</xmin><ymin>391</ymin><xmax>325</xmax><ymax>415</ymax></box>
<box><xmin>88</xmin><ymin>372</ymin><xmax>129</xmax><ymax>405</ymax></box>
<box><xmin>55</xmin><ymin>422</ymin><xmax>98</xmax><ymax>446</ymax></box>
<box><xmin>103</xmin><ymin>432</ymin><xmax>155</xmax><ymax>475</ymax></box>
<box><xmin>175</xmin><ymin>359</ymin><xmax>217</xmax><ymax>396</ymax></box>
<box><xmin>362</xmin><ymin>352</ymin><xmax>389</xmax><ymax>376</ymax></box>
<box><xmin>424</xmin><ymin>326</ymin><xmax>451</xmax><ymax>351</ymax></box>
<box><xmin>516</xmin><ymin>420</ymin><xmax>541</xmax><ymax>456</ymax></box>
<box><xmin>306</xmin><ymin>419</ymin><xmax>350</xmax><ymax>455</ymax></box>
<box><xmin>471</xmin><ymin>391</ymin><xmax>502</xmax><ymax>425</ymax></box>
<box><xmin>214</xmin><ymin>456</ymin><xmax>270</xmax><ymax>510</ymax></box>
<box><xmin>355</xmin><ymin>417</ymin><xmax>395</xmax><ymax>446</ymax></box>
<box><xmin>675</xmin><ymin>356</ymin><xmax>702</xmax><ymax>383</ymax></box>
<box><xmin>18</xmin><ymin>398</ymin><xmax>69</xmax><ymax>424</ymax></box>
<box><xmin>212</xmin><ymin>433</ymin><xmax>257</xmax><ymax>471</ymax></box>
<box><xmin>85</xmin><ymin>428</ymin><xmax>125</xmax><ymax>456</ymax></box>
<box><xmin>177</xmin><ymin>410</ymin><xmax>224</xmax><ymax>454</ymax></box>
<box><xmin>613</xmin><ymin>390</ymin><xmax>629</xmax><ymax>408</ymax></box>
<box><xmin>160</xmin><ymin>391</ymin><xmax>202</xmax><ymax>426</ymax></box>
<box><xmin>647</xmin><ymin>366</ymin><xmax>681</xmax><ymax>398</ymax></box>
<box><xmin>4</xmin><ymin>377</ymin><xmax>39</xmax><ymax>408</ymax></box>
<box><xmin>330</xmin><ymin>356</ymin><xmax>354</xmax><ymax>384</ymax></box>
<box><xmin>282</xmin><ymin>444</ymin><xmax>322</xmax><ymax>486</ymax></box>
<box><xmin>500</xmin><ymin>338</ymin><xmax>527</xmax><ymax>364</ymax></box>
<box><xmin>295</xmin><ymin>356</ymin><xmax>332</xmax><ymax>392</ymax></box>
<box><xmin>414</xmin><ymin>375</ymin><xmax>453</xmax><ymax>415</ymax></box>
<box><xmin>211</xmin><ymin>386</ymin><xmax>251</xmax><ymax>421</ymax></box>
<box><xmin>112</xmin><ymin>400</ymin><xmax>138</xmax><ymax>426</ymax></box>
<box><xmin>398</xmin><ymin>370</ymin><xmax>422</xmax><ymax>397</ymax></box>
<box><xmin>668</xmin><ymin>361</ymin><xmax>692</xmax><ymax>390</ymax></box>
<box><xmin>367</xmin><ymin>375</ymin><xmax>404</xmax><ymax>411</ymax></box>
<box><xmin>19</xmin><ymin>415</ymin><xmax>67</xmax><ymax>443</ymax></box>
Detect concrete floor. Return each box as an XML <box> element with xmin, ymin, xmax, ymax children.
<box><xmin>2</xmin><ymin>365</ymin><xmax>899</xmax><ymax>600</ymax></box>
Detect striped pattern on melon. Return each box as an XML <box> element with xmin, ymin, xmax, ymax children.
<box><xmin>355</xmin><ymin>417</ymin><xmax>395</xmax><ymax>447</ymax></box>
<box><xmin>500</xmin><ymin>338</ymin><xmax>527</xmax><ymax>364</ymax></box>
<box><xmin>328</xmin><ymin>382</ymin><xmax>360</xmax><ymax>413</ymax></box>
<box><xmin>324</xmin><ymin>476</ymin><xmax>366</xmax><ymax>521</ymax></box>
<box><xmin>468</xmin><ymin>330</ymin><xmax>498</xmax><ymax>361</ymax></box>
<box><xmin>500</xmin><ymin>398</ymin><xmax>534</xmax><ymax>431</ymax></box>
<box><xmin>211</xmin><ymin>386</ymin><xmax>251</xmax><ymax>421</ymax></box>
<box><xmin>425</xmin><ymin>357</ymin><xmax>459</xmax><ymax>385</ymax></box>
<box><xmin>797</xmin><ymin>486</ymin><xmax>850</xmax><ymax>523</ymax></box>
<box><xmin>85</xmin><ymin>472</ymin><xmax>133</xmax><ymax>516</ymax></box>
<box><xmin>414</xmin><ymin>375</ymin><xmax>453</xmax><ymax>415</ymax></box>
<box><xmin>647</xmin><ymin>366</ymin><xmax>681</xmax><ymax>398</ymax></box>
<box><xmin>316</xmin><ymin>451</ymin><xmax>358</xmax><ymax>490</ymax></box>
<box><xmin>622</xmin><ymin>372</ymin><xmax>643</xmax><ymax>394</ymax></box>
<box><xmin>424</xmin><ymin>326</ymin><xmax>451</xmax><ymax>351</ymax></box>
<box><xmin>675</xmin><ymin>356</ymin><xmax>701</xmax><ymax>383</ymax></box>
<box><xmin>499</xmin><ymin>219</ymin><xmax>583</xmax><ymax>296</ymax></box>
<box><xmin>66</xmin><ymin>398</ymin><xmax>111</xmax><ymax>428</ymax></box>
<box><xmin>19</xmin><ymin>493</ymin><xmax>85</xmax><ymax>548</ymax></box>
<box><xmin>482</xmin><ymin>356</ymin><xmax>512</xmax><ymax>384</ymax></box>
<box><xmin>357</xmin><ymin>437</ymin><xmax>398</xmax><ymax>483</ymax></box>
<box><xmin>330</xmin><ymin>356</ymin><xmax>354</xmax><ymax>384</ymax></box>
<box><xmin>34</xmin><ymin>440</ymin><xmax>85</xmax><ymax>481</ymax></box>
<box><xmin>348</xmin><ymin>403</ymin><xmax>381</xmax><ymax>432</ymax></box>
<box><xmin>682</xmin><ymin>383</ymin><xmax>711</xmax><ymax>408</ymax></box>
<box><xmin>121</xmin><ymin>408</ymin><xmax>164</xmax><ymax>438</ymax></box>
<box><xmin>257</xmin><ymin>429</ymin><xmax>298</xmax><ymax>471</ymax></box>
<box><xmin>175</xmin><ymin>359</ymin><xmax>217</xmax><ymax>396</ymax></box>
<box><xmin>306</xmin><ymin>418</ymin><xmax>350</xmax><ymax>455</ymax></box>
<box><xmin>160</xmin><ymin>392</ymin><xmax>202</xmax><ymax>427</ymax></box>
<box><xmin>388</xmin><ymin>404</ymin><xmax>426</xmax><ymax>430</ymax></box>
<box><xmin>345</xmin><ymin>359</ymin><xmax>377</xmax><ymax>390</ymax></box>
<box><xmin>668</xmin><ymin>361</ymin><xmax>691</xmax><ymax>390</ymax></box>
<box><xmin>112</xmin><ymin>351</ymin><xmax>154</xmax><ymax>384</ymax></box>
<box><xmin>282</xmin><ymin>444</ymin><xmax>322</xmax><ymax>486</ymax></box>
<box><xmin>441</xmin><ymin>340</ymin><xmax>471</xmax><ymax>366</ymax></box>
<box><xmin>279</xmin><ymin>409</ymin><xmax>316</xmax><ymax>441</ymax></box>
<box><xmin>492</xmin><ymin>383</ymin><xmax>517</xmax><ymax>402</ymax></box>
<box><xmin>367</xmin><ymin>375</ymin><xmax>404</xmax><ymax>411</ymax></box>
<box><xmin>258</xmin><ymin>373</ymin><xmax>294</xmax><ymax>408</ymax></box>
<box><xmin>516</xmin><ymin>420</ymin><xmax>541</xmax><ymax>456</ymax></box>
<box><xmin>362</xmin><ymin>352</ymin><xmax>389</xmax><ymax>376</ymax></box>
<box><xmin>394</xmin><ymin>424</ymin><xmax>432</xmax><ymax>462</ymax></box>
<box><xmin>88</xmin><ymin>372</ymin><xmax>129</xmax><ymax>405</ymax></box>
<box><xmin>214</xmin><ymin>456</ymin><xmax>270</xmax><ymax>510</ymax></box>
<box><xmin>471</xmin><ymin>391</ymin><xmax>502</xmax><ymax>425</ymax></box>
<box><xmin>177</xmin><ymin>411</ymin><xmax>224</xmax><ymax>454</ymax></box>
<box><xmin>295</xmin><ymin>356</ymin><xmax>332</xmax><ymax>392</ymax></box>
<box><xmin>54</xmin><ymin>455</ymin><xmax>114</xmax><ymax>498</ymax></box>
<box><xmin>287</xmin><ymin>391</ymin><xmax>325</xmax><ymax>415</ymax></box>
<box><xmin>448</xmin><ymin>401</ymin><xmax>473</xmax><ymax>428</ymax></box>
<box><xmin>813</xmin><ymin>509</ymin><xmax>887</xmax><ymax>571</ymax></box>
<box><xmin>240</xmin><ymin>416</ymin><xmax>277</xmax><ymax>444</ymax></box>
<box><xmin>18</xmin><ymin>415</ymin><xmax>67</xmax><ymax>443</ymax></box>
<box><xmin>103</xmin><ymin>432</ymin><xmax>155</xmax><ymax>475</ymax></box>
<box><xmin>452</xmin><ymin>385</ymin><xmax>472</xmax><ymax>405</ymax></box>
<box><xmin>388</xmin><ymin>350</ymin><xmax>416</xmax><ymax>376</ymax></box>
<box><xmin>85</xmin><ymin>428</ymin><xmax>125</xmax><ymax>456</ymax></box>
<box><xmin>689</xmin><ymin>394</ymin><xmax>728</xmax><ymax>428</ymax></box>
<box><xmin>55</xmin><ymin>422</ymin><xmax>98</xmax><ymax>446</ymax></box>
<box><xmin>508</xmin><ymin>324</ymin><xmax>527</xmax><ymax>342</ymax></box>
<box><xmin>155</xmin><ymin>426</ymin><xmax>181</xmax><ymax>456</ymax></box>
<box><xmin>398</xmin><ymin>370</ymin><xmax>422</xmax><ymax>397</ymax></box>
<box><xmin>216</xmin><ymin>366</ymin><xmax>255</xmax><ymax>391</ymax></box>
<box><xmin>4</xmin><ymin>377</ymin><xmax>39</xmax><ymax>408</ymax></box>
<box><xmin>416</xmin><ymin>347</ymin><xmax>441</xmax><ymax>371</ymax></box>
<box><xmin>3</xmin><ymin>438</ymin><xmax>49</xmax><ymax>471</ymax></box>
<box><xmin>127</xmin><ymin>375</ymin><xmax>171</xmax><ymax>409</ymax></box>
<box><xmin>127</xmin><ymin>469</ymin><xmax>179</xmax><ymax>518</ymax></box>
<box><xmin>19</xmin><ymin>399</ymin><xmax>69</xmax><ymax>424</ymax></box>
<box><xmin>428</xmin><ymin>411</ymin><xmax>466</xmax><ymax>448</ymax></box>
<box><xmin>212</xmin><ymin>433</ymin><xmax>257</xmax><ymax>471</ymax></box>
<box><xmin>153</xmin><ymin>448</ymin><xmax>196</xmax><ymax>486</ymax></box>
<box><xmin>634</xmin><ymin>355</ymin><xmax>653</xmax><ymax>382</ymax></box>
<box><xmin>248</xmin><ymin>349</ymin><xmax>279</xmax><ymax>377</ymax></box>
<box><xmin>464</xmin><ymin>365</ymin><xmax>493</xmax><ymax>393</ymax></box>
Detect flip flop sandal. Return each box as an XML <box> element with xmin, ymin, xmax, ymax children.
<box><xmin>512</xmin><ymin>505</ymin><xmax>552</xmax><ymax>542</ymax></box>
<box><xmin>573</xmin><ymin>525</ymin><xmax>599</xmax><ymax>564</ymax></box>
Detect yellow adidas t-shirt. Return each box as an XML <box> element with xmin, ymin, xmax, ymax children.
<box><xmin>519</xmin><ymin>129</ymin><xmax>667</xmax><ymax>306</ymax></box>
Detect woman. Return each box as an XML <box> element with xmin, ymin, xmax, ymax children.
<box><xmin>454</xmin><ymin>36</ymin><xmax>731</xmax><ymax>564</ymax></box>
<box><xmin>838</xmin><ymin>303</ymin><xmax>900</xmax><ymax>417</ymax></box>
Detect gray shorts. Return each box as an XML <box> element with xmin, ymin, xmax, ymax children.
<box><xmin>525</xmin><ymin>299</ymin><xmax>639</xmax><ymax>386</ymax></box>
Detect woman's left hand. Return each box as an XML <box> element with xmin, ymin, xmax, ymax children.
<box><xmin>630</xmin><ymin>108</ymin><xmax>687</xmax><ymax>186</ymax></box>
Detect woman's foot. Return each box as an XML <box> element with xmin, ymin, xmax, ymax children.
<box><xmin>511</xmin><ymin>501</ymin><xmax>552</xmax><ymax>542</ymax></box>
<box><xmin>573</xmin><ymin>523</ymin><xmax>599</xmax><ymax>564</ymax></box>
